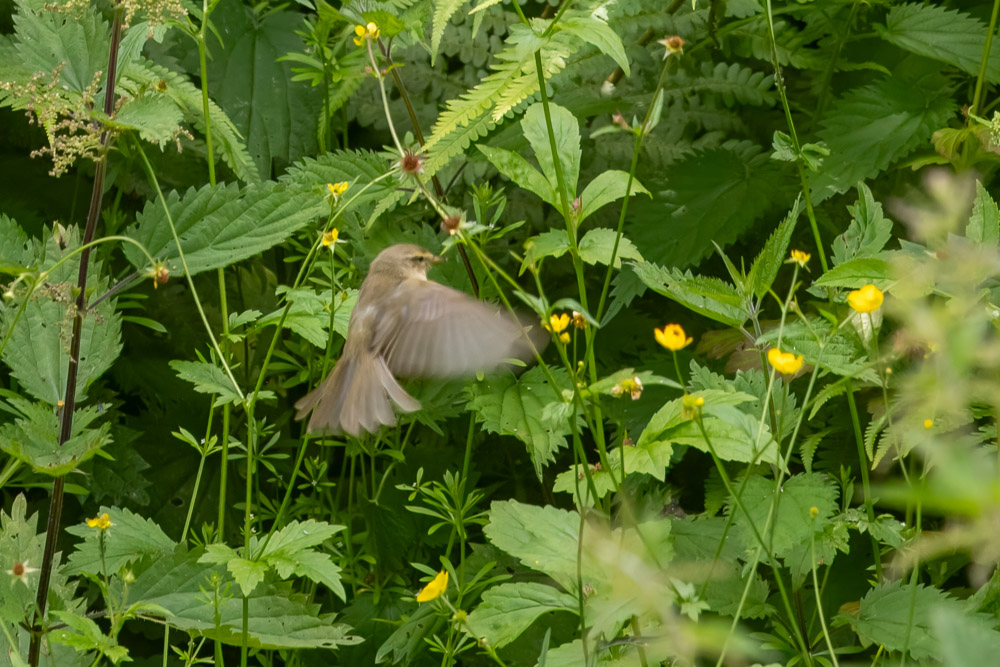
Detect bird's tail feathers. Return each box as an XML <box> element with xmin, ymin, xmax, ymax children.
<box><xmin>296</xmin><ymin>352</ymin><xmax>420</xmax><ymax>436</ymax></box>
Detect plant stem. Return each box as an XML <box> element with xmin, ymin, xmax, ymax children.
<box><xmin>846</xmin><ymin>385</ymin><xmax>883</xmax><ymax>581</ymax></box>
<box><xmin>28</xmin><ymin>5</ymin><xmax>123</xmax><ymax>664</ymax></box>
<box><xmin>972</xmin><ymin>0</ymin><xmax>1000</xmax><ymax>116</ymax></box>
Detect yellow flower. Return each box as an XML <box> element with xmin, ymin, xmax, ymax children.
<box><xmin>767</xmin><ymin>347</ymin><xmax>804</xmax><ymax>375</ymax></box>
<box><xmin>681</xmin><ymin>393</ymin><xmax>705</xmax><ymax>420</ymax></box>
<box><xmin>809</xmin><ymin>506</ymin><xmax>819</xmax><ymax>518</ymax></box>
<box><xmin>847</xmin><ymin>284</ymin><xmax>884</xmax><ymax>313</ymax></box>
<box><xmin>353</xmin><ymin>21</ymin><xmax>380</xmax><ymax>46</ymax></box>
<box><xmin>87</xmin><ymin>513</ymin><xmax>111</xmax><ymax>531</ymax></box>
<box><xmin>327</xmin><ymin>181</ymin><xmax>348</xmax><ymax>198</ymax></box>
<box><xmin>416</xmin><ymin>569</ymin><xmax>448</xmax><ymax>602</ymax></box>
<box><xmin>546</xmin><ymin>313</ymin><xmax>570</xmax><ymax>334</ymax></box>
<box><xmin>789</xmin><ymin>249</ymin><xmax>810</xmax><ymax>267</ymax></box>
<box><xmin>654</xmin><ymin>324</ymin><xmax>692</xmax><ymax>351</ymax></box>
<box><xmin>611</xmin><ymin>376</ymin><xmax>643</xmax><ymax>400</ymax></box>
<box><xmin>558</xmin><ymin>332</ymin><xmax>570</xmax><ymax>343</ymax></box>
<box><xmin>923</xmin><ymin>418</ymin><xmax>934</xmax><ymax>429</ymax></box>
<box><xmin>321</xmin><ymin>228</ymin><xmax>339</xmax><ymax>247</ymax></box>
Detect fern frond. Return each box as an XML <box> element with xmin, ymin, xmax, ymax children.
<box><xmin>125</xmin><ymin>59</ymin><xmax>261</xmax><ymax>184</ymax></box>
<box><xmin>673</xmin><ymin>62</ymin><xmax>776</xmax><ymax>107</ymax></box>
<box><xmin>431</xmin><ymin>0</ymin><xmax>468</xmax><ymax>65</ymax></box>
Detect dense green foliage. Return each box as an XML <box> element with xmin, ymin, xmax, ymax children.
<box><xmin>3</xmin><ymin>0</ymin><xmax>1000</xmax><ymax>665</ymax></box>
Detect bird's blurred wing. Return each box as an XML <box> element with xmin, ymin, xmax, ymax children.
<box><xmin>374</xmin><ymin>279</ymin><xmax>539</xmax><ymax>378</ymax></box>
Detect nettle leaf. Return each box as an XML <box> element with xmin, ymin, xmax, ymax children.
<box><xmin>577</xmin><ymin>228</ymin><xmax>643</xmax><ymax>268</ymax></box>
<box><xmin>748</xmin><ymin>199</ymin><xmax>800</xmax><ymax>299</ymax></box>
<box><xmin>468</xmin><ymin>367</ymin><xmax>574</xmax><ymax>480</ymax></box>
<box><xmin>0</xmin><ymin>398</ymin><xmax>112</xmax><ymax>476</ymax></box>
<box><xmin>579</xmin><ymin>170</ymin><xmax>651</xmax><ymax>222</ymax></box>
<box><xmin>665</xmin><ymin>403</ymin><xmax>781</xmax><ymax>466</ymax></box>
<box><xmin>933</xmin><ymin>606</ymin><xmax>1000</xmax><ymax>667</ymax></box>
<box><xmin>845</xmin><ymin>581</ymin><xmax>976</xmax><ymax>661</ymax></box>
<box><xmin>521</xmin><ymin>103</ymin><xmax>581</xmax><ymax>210</ymax></box>
<box><xmin>0</xmin><ymin>215</ymin><xmax>34</xmax><ymax>275</ymax></box>
<box><xmin>630</xmin><ymin>143</ymin><xmax>790</xmax><ymax>268</ymax></box>
<box><xmin>1</xmin><ymin>228</ymin><xmax>121</xmax><ymax>405</ymax></box>
<box><xmin>832</xmin><ymin>183</ymin><xmax>894</xmax><ymax>265</ymax></box>
<box><xmin>811</xmin><ymin>72</ymin><xmax>955</xmax><ymax>201</ymax></box>
<box><xmin>632</xmin><ymin>261</ymin><xmax>746</xmax><ymax>327</ymax></box>
<box><xmin>125</xmin><ymin>181</ymin><xmax>325</xmax><ymax>278</ymax></box>
<box><xmin>49</xmin><ymin>610</ymin><xmax>129</xmax><ymax>663</ymax></box>
<box><xmin>483</xmin><ymin>500</ymin><xmax>583</xmax><ymax>592</ymax></box>
<box><xmin>0</xmin><ymin>495</ymin><xmax>45</xmax><ymax>625</ymax></box>
<box><xmin>879</xmin><ymin>3</ymin><xmax>1000</xmax><ymax>82</ymax></box>
<box><xmin>109</xmin><ymin>94</ymin><xmax>182</xmax><ymax>146</ymax></box>
<box><xmin>464</xmin><ymin>582</ymin><xmax>578</xmax><ymax>649</ymax></box>
<box><xmin>966</xmin><ymin>181</ymin><xmax>1000</xmax><ymax>246</ymax></box>
<box><xmin>729</xmin><ymin>472</ymin><xmax>838</xmax><ymax>559</ymax></box>
<box><xmin>10</xmin><ymin>2</ymin><xmax>108</xmax><ymax>96</ymax></box>
<box><xmin>131</xmin><ymin>549</ymin><xmax>360</xmax><ymax>649</ymax></box>
<box><xmin>65</xmin><ymin>506</ymin><xmax>174</xmax><ymax>576</ymax></box>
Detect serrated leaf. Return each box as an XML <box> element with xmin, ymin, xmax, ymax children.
<box><xmin>464</xmin><ymin>582</ymin><xmax>578</xmax><ymax>649</ymax></box>
<box><xmin>630</xmin><ymin>143</ymin><xmax>791</xmax><ymax>268</ymax></box>
<box><xmin>65</xmin><ymin>506</ymin><xmax>174</xmax><ymax>576</ymax></box>
<box><xmin>967</xmin><ymin>181</ymin><xmax>1000</xmax><ymax>246</ymax></box>
<box><xmin>632</xmin><ymin>261</ymin><xmax>746</xmax><ymax>327</ymax></box>
<box><xmin>483</xmin><ymin>500</ymin><xmax>582</xmax><ymax>591</ymax></box>
<box><xmin>578</xmin><ymin>170</ymin><xmax>651</xmax><ymax>222</ymax></box>
<box><xmin>729</xmin><ymin>473</ymin><xmax>838</xmax><ymax>558</ymax></box>
<box><xmin>0</xmin><ymin>214</ymin><xmax>34</xmax><ymax>275</ymax></box>
<box><xmin>468</xmin><ymin>367</ymin><xmax>574</xmax><ymax>480</ymax></box>
<box><xmin>577</xmin><ymin>228</ymin><xmax>643</xmax><ymax>268</ymax></box>
<box><xmin>811</xmin><ymin>73</ymin><xmax>955</xmax><ymax>201</ymax></box>
<box><xmin>933</xmin><ymin>605</ymin><xmax>1000</xmax><ymax>667</ymax></box>
<box><xmin>110</xmin><ymin>94</ymin><xmax>182</xmax><ymax>146</ymax></box>
<box><xmin>0</xmin><ymin>399</ymin><xmax>112</xmax><ymax>476</ymax></box>
<box><xmin>124</xmin><ymin>181</ymin><xmax>325</xmax><ymax>278</ymax></box>
<box><xmin>832</xmin><ymin>183</ymin><xmax>894</xmax><ymax>265</ymax></box>
<box><xmin>170</xmin><ymin>360</ymin><xmax>242</xmax><ymax>405</ymax></box>
<box><xmin>748</xmin><ymin>199</ymin><xmax>800</xmax><ymax>299</ymax></box>
<box><xmin>879</xmin><ymin>4</ymin><xmax>1000</xmax><ymax>82</ymax></box>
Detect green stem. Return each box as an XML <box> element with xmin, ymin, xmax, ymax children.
<box><xmin>972</xmin><ymin>0</ymin><xmax>1000</xmax><ymax>116</ymax></box>
<box><xmin>810</xmin><ymin>531</ymin><xmax>839</xmax><ymax>667</ymax></box>
<box><xmin>846</xmin><ymin>385</ymin><xmax>882</xmax><ymax>581</ymax></box>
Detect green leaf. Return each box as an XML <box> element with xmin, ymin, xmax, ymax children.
<box><xmin>811</xmin><ymin>73</ymin><xmax>955</xmax><ymax>201</ymax></box>
<box><xmin>124</xmin><ymin>181</ymin><xmax>325</xmax><ymax>278</ymax></box>
<box><xmin>933</xmin><ymin>606</ymin><xmax>1000</xmax><ymax>667</ymax></box>
<box><xmin>966</xmin><ymin>181</ymin><xmax>1000</xmax><ymax>246</ymax></box>
<box><xmin>629</xmin><ymin>143</ymin><xmax>790</xmax><ymax>268</ymax></box>
<box><xmin>170</xmin><ymin>360</ymin><xmax>243</xmax><ymax>406</ymax></box>
<box><xmin>0</xmin><ymin>399</ymin><xmax>112</xmax><ymax>476</ymax></box>
<box><xmin>632</xmin><ymin>261</ymin><xmax>746</xmax><ymax>327</ymax></box>
<box><xmin>757</xmin><ymin>317</ymin><xmax>871</xmax><ymax>377</ymax></box>
<box><xmin>831</xmin><ymin>183</ymin><xmax>894</xmax><ymax>265</ymax></box>
<box><xmin>748</xmin><ymin>199</ymin><xmax>800</xmax><ymax>299</ymax></box>
<box><xmin>464</xmin><ymin>582</ymin><xmax>578</xmax><ymax>649</ymax></box>
<box><xmin>0</xmin><ymin>495</ymin><xmax>45</xmax><ymax>625</ymax></box>
<box><xmin>521</xmin><ymin>230</ymin><xmax>571</xmax><ymax>273</ymax></box>
<box><xmin>430</xmin><ymin>0</ymin><xmax>467</xmax><ymax>66</ymax></box>
<box><xmin>729</xmin><ymin>473</ymin><xmax>838</xmax><ymax>558</ymax></box>
<box><xmin>812</xmin><ymin>257</ymin><xmax>890</xmax><ymax>289</ymax></box>
<box><xmin>0</xmin><ymin>214</ymin><xmax>34</xmax><ymax>275</ymax></box>
<box><xmin>468</xmin><ymin>367</ymin><xmax>574</xmax><ymax>479</ymax></box>
<box><xmin>521</xmin><ymin>103</ymin><xmax>581</xmax><ymax>210</ymax></box>
<box><xmin>577</xmin><ymin>228</ymin><xmax>643</xmax><ymax>268</ymax></box>
<box><xmin>476</xmin><ymin>144</ymin><xmax>556</xmax><ymax>206</ymax></box>
<box><xmin>108</xmin><ymin>94</ymin><xmax>182</xmax><ymax>146</ymax></box>
<box><xmin>879</xmin><ymin>4</ymin><xmax>1000</xmax><ymax>82</ymax></box>
<box><xmin>578</xmin><ymin>170</ymin><xmax>651</xmax><ymax>222</ymax></box>
<box><xmin>663</xmin><ymin>403</ymin><xmax>781</xmax><ymax>466</ymax></box>
<box><xmin>846</xmin><ymin>581</ymin><xmax>974</xmax><ymax>661</ymax></box>
<box><xmin>131</xmin><ymin>549</ymin><xmax>360</xmax><ymax>649</ymax></box>
<box><xmin>65</xmin><ymin>506</ymin><xmax>174</xmax><ymax>576</ymax></box>
<box><xmin>483</xmin><ymin>500</ymin><xmax>582</xmax><ymax>592</ymax></box>
<box><xmin>558</xmin><ymin>16</ymin><xmax>630</xmax><ymax>77</ymax></box>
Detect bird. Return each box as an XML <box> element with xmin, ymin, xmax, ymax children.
<box><xmin>295</xmin><ymin>243</ymin><xmax>541</xmax><ymax>436</ymax></box>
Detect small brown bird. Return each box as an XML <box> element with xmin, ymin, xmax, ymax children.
<box><xmin>295</xmin><ymin>244</ymin><xmax>539</xmax><ymax>436</ymax></box>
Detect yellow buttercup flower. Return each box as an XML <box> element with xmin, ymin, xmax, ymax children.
<box><xmin>416</xmin><ymin>569</ymin><xmax>448</xmax><ymax>602</ymax></box>
<box><xmin>321</xmin><ymin>228</ymin><xmax>339</xmax><ymax>247</ymax></box>
<box><xmin>327</xmin><ymin>181</ymin><xmax>348</xmax><ymax>197</ymax></box>
<box><xmin>767</xmin><ymin>347</ymin><xmax>804</xmax><ymax>375</ymax></box>
<box><xmin>789</xmin><ymin>249</ymin><xmax>810</xmax><ymax>267</ymax></box>
<box><xmin>654</xmin><ymin>324</ymin><xmax>692</xmax><ymax>351</ymax></box>
<box><xmin>87</xmin><ymin>513</ymin><xmax>111</xmax><ymax>531</ymax></box>
<box><xmin>545</xmin><ymin>313</ymin><xmax>572</xmax><ymax>342</ymax></box>
<box><xmin>353</xmin><ymin>22</ymin><xmax>380</xmax><ymax>46</ymax></box>
<box><xmin>923</xmin><ymin>419</ymin><xmax>934</xmax><ymax>429</ymax></box>
<box><xmin>847</xmin><ymin>284</ymin><xmax>884</xmax><ymax>313</ymax></box>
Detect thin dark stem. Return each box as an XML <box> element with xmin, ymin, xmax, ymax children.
<box><xmin>87</xmin><ymin>271</ymin><xmax>140</xmax><ymax>312</ymax></box>
<box><xmin>29</xmin><ymin>6</ymin><xmax>123</xmax><ymax>665</ymax></box>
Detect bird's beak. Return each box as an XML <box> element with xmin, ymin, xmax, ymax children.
<box><xmin>429</xmin><ymin>255</ymin><xmax>445</xmax><ymax>264</ymax></box>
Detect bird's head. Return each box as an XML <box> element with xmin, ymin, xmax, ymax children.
<box><xmin>370</xmin><ymin>244</ymin><xmax>442</xmax><ymax>281</ymax></box>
